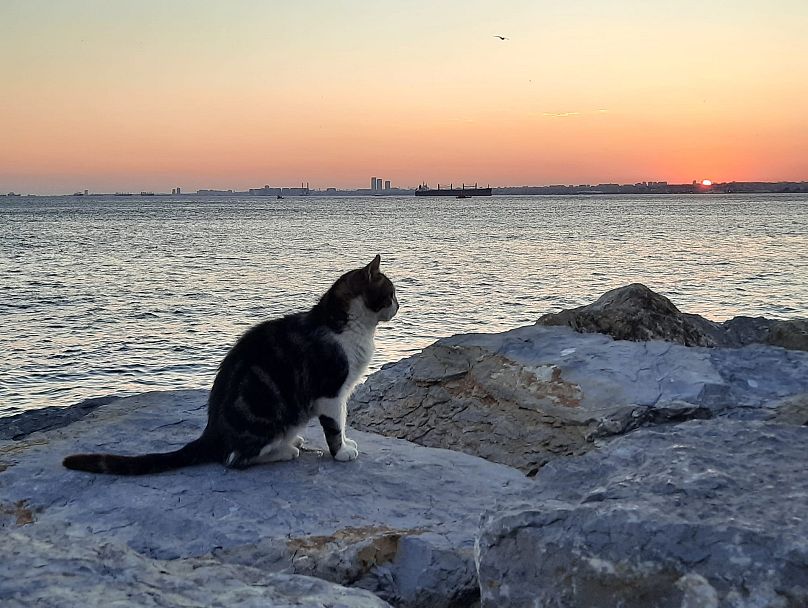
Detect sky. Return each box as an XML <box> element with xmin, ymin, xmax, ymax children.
<box><xmin>2</xmin><ymin>0</ymin><xmax>808</xmax><ymax>194</ymax></box>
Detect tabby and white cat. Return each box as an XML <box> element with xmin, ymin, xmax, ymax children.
<box><xmin>63</xmin><ymin>255</ymin><xmax>398</xmax><ymax>475</ymax></box>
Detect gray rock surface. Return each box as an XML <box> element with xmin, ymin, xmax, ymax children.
<box><xmin>537</xmin><ymin>283</ymin><xmax>808</xmax><ymax>351</ymax></box>
<box><xmin>2</xmin><ymin>531</ymin><xmax>392</xmax><ymax>608</ymax></box>
<box><xmin>0</xmin><ymin>394</ymin><xmax>119</xmax><ymax>441</ymax></box>
<box><xmin>349</xmin><ymin>325</ymin><xmax>808</xmax><ymax>473</ymax></box>
<box><xmin>764</xmin><ymin>392</ymin><xmax>808</xmax><ymax>426</ymax></box>
<box><xmin>0</xmin><ymin>390</ymin><xmax>534</xmax><ymax>607</ymax></box>
<box><xmin>475</xmin><ymin>419</ymin><xmax>808</xmax><ymax>608</ymax></box>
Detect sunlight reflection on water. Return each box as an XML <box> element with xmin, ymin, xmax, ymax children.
<box><xmin>1</xmin><ymin>194</ymin><xmax>806</xmax><ymax>415</ymax></box>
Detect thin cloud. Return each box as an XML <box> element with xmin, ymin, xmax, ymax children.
<box><xmin>542</xmin><ymin>109</ymin><xmax>609</xmax><ymax>118</ymax></box>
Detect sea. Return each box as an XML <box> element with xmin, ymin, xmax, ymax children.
<box><xmin>1</xmin><ymin>193</ymin><xmax>806</xmax><ymax>417</ymax></box>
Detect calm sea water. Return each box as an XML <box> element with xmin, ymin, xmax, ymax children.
<box><xmin>1</xmin><ymin>194</ymin><xmax>806</xmax><ymax>417</ymax></box>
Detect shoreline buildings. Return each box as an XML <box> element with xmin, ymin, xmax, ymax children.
<box><xmin>370</xmin><ymin>177</ymin><xmax>392</xmax><ymax>191</ymax></box>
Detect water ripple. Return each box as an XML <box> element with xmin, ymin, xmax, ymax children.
<box><xmin>1</xmin><ymin>193</ymin><xmax>806</xmax><ymax>415</ymax></box>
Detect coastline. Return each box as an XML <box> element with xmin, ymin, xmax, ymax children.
<box><xmin>3</xmin><ymin>287</ymin><xmax>807</xmax><ymax>605</ymax></box>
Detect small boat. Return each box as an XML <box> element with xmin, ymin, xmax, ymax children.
<box><xmin>277</xmin><ymin>195</ymin><xmax>284</xmax><ymax>199</ymax></box>
<box><xmin>456</xmin><ymin>194</ymin><xmax>471</xmax><ymax>199</ymax></box>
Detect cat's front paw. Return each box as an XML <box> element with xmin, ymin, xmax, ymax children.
<box><xmin>334</xmin><ymin>440</ymin><xmax>359</xmax><ymax>462</ymax></box>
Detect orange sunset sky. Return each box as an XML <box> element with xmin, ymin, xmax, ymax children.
<box><xmin>2</xmin><ymin>0</ymin><xmax>807</xmax><ymax>194</ymax></box>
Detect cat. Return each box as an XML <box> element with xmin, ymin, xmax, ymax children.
<box><xmin>63</xmin><ymin>255</ymin><xmax>398</xmax><ymax>475</ymax></box>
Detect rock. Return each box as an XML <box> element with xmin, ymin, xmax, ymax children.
<box><xmin>1</xmin><ymin>531</ymin><xmax>392</xmax><ymax>608</ymax></box>
<box><xmin>349</xmin><ymin>325</ymin><xmax>808</xmax><ymax>473</ymax></box>
<box><xmin>724</xmin><ymin>316</ymin><xmax>808</xmax><ymax>351</ymax></box>
<box><xmin>537</xmin><ymin>283</ymin><xmax>808</xmax><ymax>351</ymax></box>
<box><xmin>537</xmin><ymin>283</ymin><xmax>724</xmax><ymax>346</ymax></box>
<box><xmin>764</xmin><ymin>393</ymin><xmax>808</xmax><ymax>426</ymax></box>
<box><xmin>476</xmin><ymin>419</ymin><xmax>808</xmax><ymax>608</ymax></box>
<box><xmin>0</xmin><ymin>390</ymin><xmax>534</xmax><ymax>607</ymax></box>
<box><xmin>0</xmin><ymin>394</ymin><xmax>119</xmax><ymax>441</ymax></box>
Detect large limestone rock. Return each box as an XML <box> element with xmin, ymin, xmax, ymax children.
<box><xmin>537</xmin><ymin>283</ymin><xmax>808</xmax><ymax>351</ymax></box>
<box><xmin>2</xmin><ymin>531</ymin><xmax>392</xmax><ymax>608</ymax></box>
<box><xmin>349</xmin><ymin>325</ymin><xmax>808</xmax><ymax>473</ymax></box>
<box><xmin>476</xmin><ymin>419</ymin><xmax>808</xmax><ymax>608</ymax></box>
<box><xmin>0</xmin><ymin>390</ymin><xmax>535</xmax><ymax>607</ymax></box>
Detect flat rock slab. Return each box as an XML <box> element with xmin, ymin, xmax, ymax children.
<box><xmin>350</xmin><ymin>325</ymin><xmax>808</xmax><ymax>473</ymax></box>
<box><xmin>2</xmin><ymin>531</ymin><xmax>391</xmax><ymax>608</ymax></box>
<box><xmin>0</xmin><ymin>390</ymin><xmax>534</xmax><ymax>607</ymax></box>
<box><xmin>476</xmin><ymin>419</ymin><xmax>808</xmax><ymax>608</ymax></box>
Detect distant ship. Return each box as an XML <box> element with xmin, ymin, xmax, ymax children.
<box><xmin>415</xmin><ymin>183</ymin><xmax>492</xmax><ymax>197</ymax></box>
<box><xmin>140</xmin><ymin>192</ymin><xmax>155</xmax><ymax>196</ymax></box>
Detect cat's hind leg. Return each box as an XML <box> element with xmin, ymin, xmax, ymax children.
<box><xmin>255</xmin><ymin>444</ymin><xmax>300</xmax><ymax>463</ymax></box>
<box><xmin>250</xmin><ymin>427</ymin><xmax>306</xmax><ymax>464</ymax></box>
<box><xmin>251</xmin><ymin>442</ymin><xmax>300</xmax><ymax>464</ymax></box>
<box><xmin>285</xmin><ymin>425</ymin><xmax>306</xmax><ymax>450</ymax></box>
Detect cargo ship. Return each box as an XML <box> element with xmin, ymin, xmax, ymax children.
<box><xmin>415</xmin><ymin>183</ymin><xmax>492</xmax><ymax>197</ymax></box>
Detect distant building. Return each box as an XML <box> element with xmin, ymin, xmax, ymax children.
<box><xmin>371</xmin><ymin>177</ymin><xmax>378</xmax><ymax>190</ymax></box>
<box><xmin>176</xmin><ymin>187</ymin><xmax>181</xmax><ymax>195</ymax></box>
<box><xmin>384</xmin><ymin>180</ymin><xmax>391</xmax><ymax>190</ymax></box>
<box><xmin>249</xmin><ymin>185</ymin><xmax>281</xmax><ymax>196</ymax></box>
<box><xmin>197</xmin><ymin>189</ymin><xmax>235</xmax><ymax>195</ymax></box>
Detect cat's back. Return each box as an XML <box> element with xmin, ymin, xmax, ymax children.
<box><xmin>211</xmin><ymin>311</ymin><xmax>348</xmax><ymax>403</ymax></box>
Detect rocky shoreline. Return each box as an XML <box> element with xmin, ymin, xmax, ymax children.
<box><xmin>2</xmin><ymin>285</ymin><xmax>807</xmax><ymax>607</ymax></box>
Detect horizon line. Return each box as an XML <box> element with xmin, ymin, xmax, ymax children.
<box><xmin>5</xmin><ymin>178</ymin><xmax>808</xmax><ymax>198</ymax></box>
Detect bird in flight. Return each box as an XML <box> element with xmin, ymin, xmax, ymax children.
<box><xmin>493</xmin><ymin>35</ymin><xmax>508</xmax><ymax>41</ymax></box>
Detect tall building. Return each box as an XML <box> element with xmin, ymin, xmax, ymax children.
<box><xmin>176</xmin><ymin>187</ymin><xmax>181</xmax><ymax>195</ymax></box>
<box><xmin>371</xmin><ymin>177</ymin><xmax>378</xmax><ymax>190</ymax></box>
<box><xmin>384</xmin><ymin>180</ymin><xmax>391</xmax><ymax>190</ymax></box>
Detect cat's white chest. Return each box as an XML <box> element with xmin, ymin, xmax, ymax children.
<box><xmin>334</xmin><ymin>323</ymin><xmax>375</xmax><ymax>386</ymax></box>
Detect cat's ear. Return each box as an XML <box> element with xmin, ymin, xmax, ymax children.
<box><xmin>366</xmin><ymin>254</ymin><xmax>381</xmax><ymax>279</ymax></box>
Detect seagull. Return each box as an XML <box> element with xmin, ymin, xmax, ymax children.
<box><xmin>493</xmin><ymin>35</ymin><xmax>508</xmax><ymax>41</ymax></box>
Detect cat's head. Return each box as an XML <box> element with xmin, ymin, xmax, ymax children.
<box><xmin>320</xmin><ymin>255</ymin><xmax>399</xmax><ymax>329</ymax></box>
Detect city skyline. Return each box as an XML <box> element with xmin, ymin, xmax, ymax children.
<box><xmin>3</xmin><ymin>1</ymin><xmax>808</xmax><ymax>195</ymax></box>
<box><xmin>6</xmin><ymin>177</ymin><xmax>808</xmax><ymax>198</ymax></box>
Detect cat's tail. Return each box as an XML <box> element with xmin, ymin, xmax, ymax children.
<box><xmin>62</xmin><ymin>435</ymin><xmax>217</xmax><ymax>475</ymax></box>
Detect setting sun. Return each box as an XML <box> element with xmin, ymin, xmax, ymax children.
<box><xmin>702</xmin><ymin>179</ymin><xmax>713</xmax><ymax>186</ymax></box>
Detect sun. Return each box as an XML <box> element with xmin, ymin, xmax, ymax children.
<box><xmin>701</xmin><ymin>179</ymin><xmax>713</xmax><ymax>186</ymax></box>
